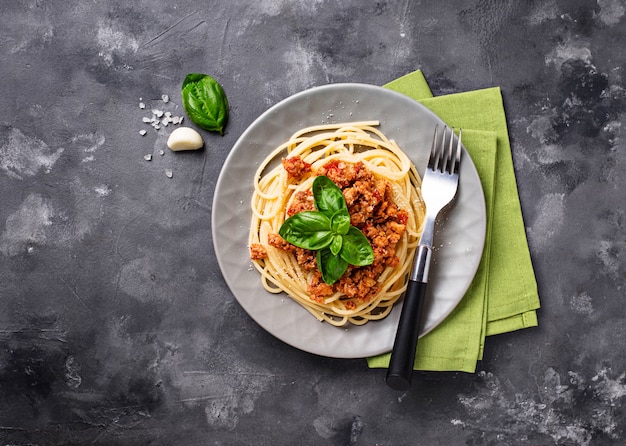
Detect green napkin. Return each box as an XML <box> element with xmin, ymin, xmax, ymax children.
<box><xmin>367</xmin><ymin>70</ymin><xmax>540</xmax><ymax>372</ymax></box>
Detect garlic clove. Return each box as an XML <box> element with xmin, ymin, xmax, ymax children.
<box><xmin>167</xmin><ymin>127</ymin><xmax>204</xmax><ymax>151</ymax></box>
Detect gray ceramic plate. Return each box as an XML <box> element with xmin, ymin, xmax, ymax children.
<box><xmin>212</xmin><ymin>83</ymin><xmax>486</xmax><ymax>359</ymax></box>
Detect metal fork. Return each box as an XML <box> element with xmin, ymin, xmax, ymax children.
<box><xmin>386</xmin><ymin>125</ymin><xmax>462</xmax><ymax>391</ymax></box>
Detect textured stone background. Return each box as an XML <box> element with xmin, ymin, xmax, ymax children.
<box><xmin>1</xmin><ymin>1</ymin><xmax>625</xmax><ymax>445</ymax></box>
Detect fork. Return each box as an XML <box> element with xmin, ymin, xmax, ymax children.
<box><xmin>386</xmin><ymin>125</ymin><xmax>462</xmax><ymax>391</ymax></box>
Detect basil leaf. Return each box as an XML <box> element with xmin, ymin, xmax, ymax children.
<box><xmin>279</xmin><ymin>211</ymin><xmax>333</xmax><ymax>250</ymax></box>
<box><xmin>330</xmin><ymin>234</ymin><xmax>343</xmax><ymax>256</ymax></box>
<box><xmin>313</xmin><ymin>176</ymin><xmax>347</xmax><ymax>217</ymax></box>
<box><xmin>330</xmin><ymin>210</ymin><xmax>351</xmax><ymax>235</ymax></box>
<box><xmin>181</xmin><ymin>73</ymin><xmax>229</xmax><ymax>135</ymax></box>
<box><xmin>317</xmin><ymin>248</ymin><xmax>348</xmax><ymax>285</ymax></box>
<box><xmin>276</xmin><ymin>174</ymin><xmax>374</xmax><ymax>284</ymax></box>
<box><xmin>340</xmin><ymin>226</ymin><xmax>374</xmax><ymax>266</ymax></box>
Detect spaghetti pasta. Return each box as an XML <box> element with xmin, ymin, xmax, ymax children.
<box><xmin>249</xmin><ymin>121</ymin><xmax>425</xmax><ymax>326</ymax></box>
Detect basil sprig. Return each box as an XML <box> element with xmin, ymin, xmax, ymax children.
<box><xmin>279</xmin><ymin>176</ymin><xmax>374</xmax><ymax>284</ymax></box>
<box><xmin>181</xmin><ymin>73</ymin><xmax>229</xmax><ymax>135</ymax></box>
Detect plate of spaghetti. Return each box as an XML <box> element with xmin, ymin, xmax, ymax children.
<box><xmin>212</xmin><ymin>83</ymin><xmax>486</xmax><ymax>358</ymax></box>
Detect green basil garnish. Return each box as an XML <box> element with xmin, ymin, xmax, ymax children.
<box><xmin>313</xmin><ymin>175</ymin><xmax>345</xmax><ymax>217</ymax></box>
<box><xmin>339</xmin><ymin>226</ymin><xmax>375</xmax><ymax>266</ymax></box>
<box><xmin>279</xmin><ymin>211</ymin><xmax>333</xmax><ymax>250</ymax></box>
<box><xmin>317</xmin><ymin>248</ymin><xmax>349</xmax><ymax>285</ymax></box>
<box><xmin>330</xmin><ymin>210</ymin><xmax>351</xmax><ymax>235</ymax></box>
<box><xmin>279</xmin><ymin>175</ymin><xmax>374</xmax><ymax>284</ymax></box>
<box><xmin>330</xmin><ymin>234</ymin><xmax>343</xmax><ymax>256</ymax></box>
<box><xmin>181</xmin><ymin>73</ymin><xmax>229</xmax><ymax>135</ymax></box>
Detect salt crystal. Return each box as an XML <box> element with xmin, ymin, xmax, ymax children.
<box><xmin>165</xmin><ymin>169</ymin><xmax>173</xmax><ymax>178</ymax></box>
<box><xmin>159</xmin><ymin>150</ymin><xmax>165</xmax><ymax>156</ymax></box>
<box><xmin>142</xmin><ymin>117</ymin><xmax>151</xmax><ymax>123</ymax></box>
<box><xmin>139</xmin><ymin>129</ymin><xmax>147</xmax><ymax>136</ymax></box>
<box><xmin>144</xmin><ymin>154</ymin><xmax>152</xmax><ymax>161</ymax></box>
<box><xmin>152</xmin><ymin>109</ymin><xmax>164</xmax><ymax>118</ymax></box>
<box><xmin>139</xmin><ymin>102</ymin><xmax>145</xmax><ymax>109</ymax></box>
<box><xmin>162</xmin><ymin>94</ymin><xmax>170</xmax><ymax>103</ymax></box>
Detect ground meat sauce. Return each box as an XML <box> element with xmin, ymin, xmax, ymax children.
<box><xmin>249</xmin><ymin>243</ymin><xmax>267</xmax><ymax>260</ymax></box>
<box><xmin>282</xmin><ymin>156</ymin><xmax>312</xmax><ymax>180</ymax></box>
<box><xmin>286</xmin><ymin>190</ymin><xmax>314</xmax><ymax>216</ymax></box>
<box><xmin>268</xmin><ymin>158</ymin><xmax>408</xmax><ymax>305</ymax></box>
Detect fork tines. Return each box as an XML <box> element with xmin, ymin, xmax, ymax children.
<box><xmin>428</xmin><ymin>125</ymin><xmax>462</xmax><ymax>175</ymax></box>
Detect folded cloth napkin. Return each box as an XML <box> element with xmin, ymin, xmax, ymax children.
<box><xmin>367</xmin><ymin>70</ymin><xmax>540</xmax><ymax>373</ymax></box>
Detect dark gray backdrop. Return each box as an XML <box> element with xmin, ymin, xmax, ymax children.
<box><xmin>1</xmin><ymin>1</ymin><xmax>625</xmax><ymax>445</ymax></box>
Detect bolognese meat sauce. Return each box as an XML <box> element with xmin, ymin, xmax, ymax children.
<box><xmin>267</xmin><ymin>157</ymin><xmax>408</xmax><ymax>305</ymax></box>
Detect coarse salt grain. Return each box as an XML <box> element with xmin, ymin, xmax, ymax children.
<box><xmin>165</xmin><ymin>169</ymin><xmax>173</xmax><ymax>178</ymax></box>
<box><xmin>138</xmin><ymin>94</ymin><xmax>183</xmax><ymax>134</ymax></box>
<box><xmin>144</xmin><ymin>154</ymin><xmax>152</xmax><ymax>161</ymax></box>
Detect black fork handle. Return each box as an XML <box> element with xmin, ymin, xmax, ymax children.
<box><xmin>385</xmin><ymin>279</ymin><xmax>427</xmax><ymax>391</ymax></box>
